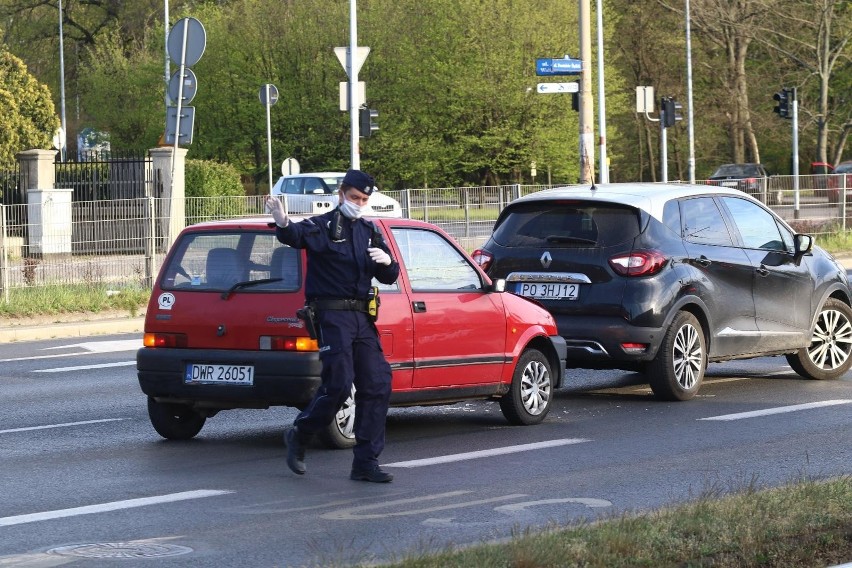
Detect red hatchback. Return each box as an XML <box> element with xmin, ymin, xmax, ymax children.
<box><xmin>137</xmin><ymin>216</ymin><xmax>567</xmax><ymax>447</ymax></box>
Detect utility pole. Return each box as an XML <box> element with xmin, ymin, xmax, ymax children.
<box><xmin>595</xmin><ymin>0</ymin><xmax>608</xmax><ymax>183</ymax></box>
<box><xmin>578</xmin><ymin>0</ymin><xmax>595</xmax><ymax>184</ymax></box>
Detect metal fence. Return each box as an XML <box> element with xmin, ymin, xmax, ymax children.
<box><xmin>0</xmin><ymin>175</ymin><xmax>850</xmax><ymax>299</ymax></box>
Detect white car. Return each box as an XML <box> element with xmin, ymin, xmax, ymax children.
<box><xmin>270</xmin><ymin>172</ymin><xmax>403</xmax><ymax>217</ymax></box>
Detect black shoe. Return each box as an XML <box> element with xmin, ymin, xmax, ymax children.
<box><xmin>350</xmin><ymin>465</ymin><xmax>393</xmax><ymax>483</ymax></box>
<box><xmin>284</xmin><ymin>428</ymin><xmax>306</xmax><ymax>475</ymax></box>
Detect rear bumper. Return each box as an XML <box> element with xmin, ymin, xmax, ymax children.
<box><xmin>554</xmin><ymin>314</ymin><xmax>665</xmax><ymax>370</ymax></box>
<box><xmin>136</xmin><ymin>347</ymin><xmax>322</xmax><ymax>410</ymax></box>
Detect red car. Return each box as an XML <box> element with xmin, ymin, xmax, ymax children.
<box><xmin>137</xmin><ymin>216</ymin><xmax>567</xmax><ymax>447</ymax></box>
<box><xmin>827</xmin><ymin>161</ymin><xmax>852</xmax><ymax>204</ymax></box>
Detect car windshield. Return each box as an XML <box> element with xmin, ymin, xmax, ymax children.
<box><xmin>159</xmin><ymin>231</ymin><xmax>301</xmax><ymax>292</ymax></box>
<box><xmin>834</xmin><ymin>164</ymin><xmax>852</xmax><ymax>174</ymax></box>
<box><xmin>713</xmin><ymin>164</ymin><xmax>759</xmax><ymax>177</ymax></box>
<box><xmin>491</xmin><ymin>202</ymin><xmax>641</xmax><ymax>247</ymax></box>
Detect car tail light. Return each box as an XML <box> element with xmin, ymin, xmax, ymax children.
<box><xmin>621</xmin><ymin>342</ymin><xmax>648</xmax><ymax>353</ymax></box>
<box><xmin>471</xmin><ymin>249</ymin><xmax>493</xmax><ymax>271</ymax></box>
<box><xmin>259</xmin><ymin>336</ymin><xmax>319</xmax><ymax>352</ymax></box>
<box><xmin>608</xmin><ymin>250</ymin><xmax>667</xmax><ymax>277</ymax></box>
<box><xmin>143</xmin><ymin>332</ymin><xmax>188</xmax><ymax>348</ymax></box>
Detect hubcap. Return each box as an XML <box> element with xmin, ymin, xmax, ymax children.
<box><xmin>673</xmin><ymin>323</ymin><xmax>703</xmax><ymax>390</ymax></box>
<box><xmin>808</xmin><ymin>308</ymin><xmax>852</xmax><ymax>370</ymax></box>
<box><xmin>334</xmin><ymin>387</ymin><xmax>356</xmax><ymax>439</ymax></box>
<box><xmin>521</xmin><ymin>360</ymin><xmax>551</xmax><ymax>415</ymax></box>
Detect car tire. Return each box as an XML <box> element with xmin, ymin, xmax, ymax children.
<box><xmin>786</xmin><ymin>298</ymin><xmax>852</xmax><ymax>380</ymax></box>
<box><xmin>499</xmin><ymin>348</ymin><xmax>553</xmax><ymax>425</ymax></box>
<box><xmin>147</xmin><ymin>397</ymin><xmax>206</xmax><ymax>440</ymax></box>
<box><xmin>317</xmin><ymin>386</ymin><xmax>356</xmax><ymax>449</ymax></box>
<box><xmin>647</xmin><ymin>311</ymin><xmax>706</xmax><ymax>401</ymax></box>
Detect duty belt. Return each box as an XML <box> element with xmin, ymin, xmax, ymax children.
<box><xmin>310</xmin><ymin>298</ymin><xmax>369</xmax><ymax>312</ymax></box>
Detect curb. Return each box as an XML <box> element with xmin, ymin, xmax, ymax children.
<box><xmin>0</xmin><ymin>316</ymin><xmax>145</xmax><ymax>343</ymax></box>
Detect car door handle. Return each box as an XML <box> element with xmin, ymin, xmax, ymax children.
<box><xmin>692</xmin><ymin>256</ymin><xmax>712</xmax><ymax>267</ymax></box>
<box><xmin>412</xmin><ymin>301</ymin><xmax>427</xmax><ymax>313</ymax></box>
<box><xmin>756</xmin><ymin>265</ymin><xmax>770</xmax><ymax>277</ymax></box>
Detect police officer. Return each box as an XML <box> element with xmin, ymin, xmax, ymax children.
<box><xmin>265</xmin><ymin>169</ymin><xmax>400</xmax><ymax>483</ymax></box>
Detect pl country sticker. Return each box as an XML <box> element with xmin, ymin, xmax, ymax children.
<box><xmin>158</xmin><ymin>292</ymin><xmax>176</xmax><ymax>310</ymax></box>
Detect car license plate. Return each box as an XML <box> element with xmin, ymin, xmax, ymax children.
<box><xmin>721</xmin><ymin>181</ymin><xmax>738</xmax><ymax>187</ymax></box>
<box><xmin>518</xmin><ymin>282</ymin><xmax>579</xmax><ymax>300</ymax></box>
<box><xmin>184</xmin><ymin>363</ymin><xmax>254</xmax><ymax>385</ymax></box>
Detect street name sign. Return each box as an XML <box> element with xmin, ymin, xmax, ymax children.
<box><xmin>536</xmin><ymin>58</ymin><xmax>582</xmax><ymax>76</ymax></box>
<box><xmin>537</xmin><ymin>82</ymin><xmax>579</xmax><ymax>94</ymax></box>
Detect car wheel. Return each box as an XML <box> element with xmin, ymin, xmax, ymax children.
<box><xmin>318</xmin><ymin>386</ymin><xmax>356</xmax><ymax>449</ymax></box>
<box><xmin>499</xmin><ymin>348</ymin><xmax>553</xmax><ymax>425</ymax></box>
<box><xmin>147</xmin><ymin>397</ymin><xmax>206</xmax><ymax>440</ymax></box>
<box><xmin>786</xmin><ymin>298</ymin><xmax>852</xmax><ymax>380</ymax></box>
<box><xmin>647</xmin><ymin>311</ymin><xmax>706</xmax><ymax>401</ymax></box>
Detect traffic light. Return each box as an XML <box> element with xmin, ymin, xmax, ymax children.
<box><xmin>662</xmin><ymin>97</ymin><xmax>682</xmax><ymax>128</ymax></box>
<box><xmin>359</xmin><ymin>106</ymin><xmax>379</xmax><ymax>138</ymax></box>
<box><xmin>773</xmin><ymin>89</ymin><xmax>790</xmax><ymax>118</ymax></box>
<box><xmin>571</xmin><ymin>92</ymin><xmax>579</xmax><ymax>112</ymax></box>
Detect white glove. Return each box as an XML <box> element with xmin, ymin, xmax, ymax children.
<box><xmin>368</xmin><ymin>247</ymin><xmax>391</xmax><ymax>266</ymax></box>
<box><xmin>266</xmin><ymin>195</ymin><xmax>288</xmax><ymax>227</ymax></box>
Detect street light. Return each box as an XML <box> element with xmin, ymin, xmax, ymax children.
<box><xmin>58</xmin><ymin>0</ymin><xmax>67</xmax><ymax>161</ymax></box>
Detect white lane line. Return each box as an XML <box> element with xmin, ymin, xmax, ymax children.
<box><xmin>0</xmin><ymin>351</ymin><xmax>91</xmax><ymax>363</ymax></box>
<box><xmin>33</xmin><ymin>361</ymin><xmax>136</xmax><ymax>373</ymax></box>
<box><xmin>44</xmin><ymin>340</ymin><xmax>140</xmax><ymax>353</ymax></box>
<box><xmin>699</xmin><ymin>399</ymin><xmax>852</xmax><ymax>421</ymax></box>
<box><xmin>0</xmin><ymin>418</ymin><xmax>128</xmax><ymax>434</ymax></box>
<box><xmin>384</xmin><ymin>438</ymin><xmax>591</xmax><ymax>468</ymax></box>
<box><xmin>0</xmin><ymin>490</ymin><xmax>234</xmax><ymax>527</ymax></box>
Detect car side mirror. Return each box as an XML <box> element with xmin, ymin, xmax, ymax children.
<box><xmin>491</xmin><ymin>278</ymin><xmax>506</xmax><ymax>293</ymax></box>
<box><xmin>794</xmin><ymin>234</ymin><xmax>813</xmax><ymax>257</ymax></box>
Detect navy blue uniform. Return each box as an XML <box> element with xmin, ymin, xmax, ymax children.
<box><xmin>275</xmin><ymin>209</ymin><xmax>399</xmax><ymax>470</ymax></box>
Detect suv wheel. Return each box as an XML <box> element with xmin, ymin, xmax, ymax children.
<box><xmin>647</xmin><ymin>311</ymin><xmax>706</xmax><ymax>401</ymax></box>
<box><xmin>500</xmin><ymin>348</ymin><xmax>553</xmax><ymax>425</ymax></box>
<box><xmin>147</xmin><ymin>397</ymin><xmax>206</xmax><ymax>440</ymax></box>
<box><xmin>318</xmin><ymin>386</ymin><xmax>356</xmax><ymax>449</ymax></box>
<box><xmin>786</xmin><ymin>298</ymin><xmax>852</xmax><ymax>380</ymax></box>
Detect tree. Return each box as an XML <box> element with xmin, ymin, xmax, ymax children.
<box><xmin>0</xmin><ymin>49</ymin><xmax>59</xmax><ymax>167</ymax></box>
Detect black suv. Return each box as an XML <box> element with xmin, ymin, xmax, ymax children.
<box><xmin>473</xmin><ymin>183</ymin><xmax>852</xmax><ymax>401</ymax></box>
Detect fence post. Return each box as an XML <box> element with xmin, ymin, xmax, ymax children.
<box><xmin>423</xmin><ymin>189</ymin><xmax>429</xmax><ymax>223</ymax></box>
<box><xmin>402</xmin><ymin>188</ymin><xmax>411</xmax><ymax>219</ymax></box>
<box><xmin>0</xmin><ymin>205</ymin><xmax>8</xmax><ymax>303</ymax></box>
<box><xmin>514</xmin><ymin>183</ymin><xmax>521</xmax><ymax>201</ymax></box>
<box><xmin>463</xmin><ymin>187</ymin><xmax>470</xmax><ymax>238</ymax></box>
<box><xmin>842</xmin><ymin>176</ymin><xmax>847</xmax><ymax>233</ymax></box>
<box><xmin>144</xmin><ymin>196</ymin><xmax>156</xmax><ymax>288</ymax></box>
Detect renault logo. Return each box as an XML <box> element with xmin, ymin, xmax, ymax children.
<box><xmin>540</xmin><ymin>251</ymin><xmax>552</xmax><ymax>269</ymax></box>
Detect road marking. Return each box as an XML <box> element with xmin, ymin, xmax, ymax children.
<box><xmin>0</xmin><ymin>490</ymin><xmax>234</xmax><ymax>527</ymax></box>
<box><xmin>322</xmin><ymin>491</ymin><xmax>527</xmax><ymax>520</ymax></box>
<box><xmin>0</xmin><ymin>418</ymin><xmax>128</xmax><ymax>434</ymax></box>
<box><xmin>699</xmin><ymin>399</ymin><xmax>852</xmax><ymax>421</ymax></box>
<box><xmin>44</xmin><ymin>339</ymin><xmax>140</xmax><ymax>353</ymax></box>
<box><xmin>33</xmin><ymin>361</ymin><xmax>136</xmax><ymax>373</ymax></box>
<box><xmin>384</xmin><ymin>438</ymin><xmax>591</xmax><ymax>468</ymax></box>
<box><xmin>494</xmin><ymin>497</ymin><xmax>612</xmax><ymax>514</ymax></box>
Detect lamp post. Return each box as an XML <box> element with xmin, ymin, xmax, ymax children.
<box><xmin>58</xmin><ymin>0</ymin><xmax>67</xmax><ymax>161</ymax></box>
<box><xmin>595</xmin><ymin>0</ymin><xmax>608</xmax><ymax>183</ymax></box>
<box><xmin>685</xmin><ymin>0</ymin><xmax>695</xmax><ymax>183</ymax></box>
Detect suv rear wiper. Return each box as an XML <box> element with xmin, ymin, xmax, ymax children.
<box><xmin>221</xmin><ymin>278</ymin><xmax>282</xmax><ymax>300</ymax></box>
<box><xmin>546</xmin><ymin>235</ymin><xmax>596</xmax><ymax>245</ymax></box>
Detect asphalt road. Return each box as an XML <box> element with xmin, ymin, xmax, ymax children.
<box><xmin>1</xmin><ymin>333</ymin><xmax>851</xmax><ymax>567</ymax></box>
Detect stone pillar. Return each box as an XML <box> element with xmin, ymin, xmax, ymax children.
<box><xmin>148</xmin><ymin>147</ymin><xmax>187</xmax><ymax>251</ymax></box>
<box><xmin>17</xmin><ymin>149</ymin><xmax>57</xmax><ymax>192</ymax></box>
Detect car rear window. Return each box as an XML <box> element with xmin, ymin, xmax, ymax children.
<box><xmin>160</xmin><ymin>231</ymin><xmax>300</xmax><ymax>292</ymax></box>
<box><xmin>713</xmin><ymin>164</ymin><xmax>760</xmax><ymax>177</ymax></box>
<box><xmin>491</xmin><ymin>202</ymin><xmax>641</xmax><ymax>247</ymax></box>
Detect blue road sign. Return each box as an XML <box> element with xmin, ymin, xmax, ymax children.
<box><xmin>536</xmin><ymin>58</ymin><xmax>583</xmax><ymax>76</ymax></box>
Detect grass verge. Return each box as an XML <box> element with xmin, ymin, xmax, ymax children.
<box><xmin>385</xmin><ymin>476</ymin><xmax>851</xmax><ymax>568</ymax></box>
<box><xmin>0</xmin><ymin>283</ymin><xmax>149</xmax><ymax>318</ymax></box>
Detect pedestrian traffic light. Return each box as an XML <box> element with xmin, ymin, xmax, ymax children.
<box><xmin>773</xmin><ymin>89</ymin><xmax>790</xmax><ymax>118</ymax></box>
<box><xmin>571</xmin><ymin>92</ymin><xmax>579</xmax><ymax>112</ymax></box>
<box><xmin>359</xmin><ymin>106</ymin><xmax>379</xmax><ymax>138</ymax></box>
<box><xmin>662</xmin><ymin>97</ymin><xmax>682</xmax><ymax>128</ymax></box>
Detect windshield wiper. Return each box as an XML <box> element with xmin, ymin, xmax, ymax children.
<box><xmin>546</xmin><ymin>235</ymin><xmax>596</xmax><ymax>245</ymax></box>
<box><xmin>221</xmin><ymin>278</ymin><xmax>282</xmax><ymax>299</ymax></box>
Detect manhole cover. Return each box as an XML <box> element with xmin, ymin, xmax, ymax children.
<box><xmin>48</xmin><ymin>542</ymin><xmax>193</xmax><ymax>559</ymax></box>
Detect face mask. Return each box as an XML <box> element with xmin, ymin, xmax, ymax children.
<box><xmin>339</xmin><ymin>198</ymin><xmax>371</xmax><ymax>219</ymax></box>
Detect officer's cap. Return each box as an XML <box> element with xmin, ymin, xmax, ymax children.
<box><xmin>341</xmin><ymin>169</ymin><xmax>375</xmax><ymax>195</ymax></box>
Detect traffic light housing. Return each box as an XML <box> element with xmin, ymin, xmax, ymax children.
<box><xmin>571</xmin><ymin>92</ymin><xmax>579</xmax><ymax>112</ymax></box>
<box><xmin>773</xmin><ymin>89</ymin><xmax>791</xmax><ymax>119</ymax></box>
<box><xmin>359</xmin><ymin>106</ymin><xmax>379</xmax><ymax>138</ymax></box>
<box><xmin>662</xmin><ymin>97</ymin><xmax>682</xmax><ymax>128</ymax></box>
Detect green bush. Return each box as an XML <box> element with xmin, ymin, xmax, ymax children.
<box><xmin>184</xmin><ymin>159</ymin><xmax>247</xmax><ymax>222</ymax></box>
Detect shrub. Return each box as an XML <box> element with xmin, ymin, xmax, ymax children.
<box><xmin>184</xmin><ymin>159</ymin><xmax>246</xmax><ymax>222</ymax></box>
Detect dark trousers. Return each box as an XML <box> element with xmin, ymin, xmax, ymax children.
<box><xmin>294</xmin><ymin>309</ymin><xmax>392</xmax><ymax>469</ymax></box>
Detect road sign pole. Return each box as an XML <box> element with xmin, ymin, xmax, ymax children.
<box><xmin>171</xmin><ymin>20</ymin><xmax>190</xmax><ymax>186</ymax></box>
<box><xmin>349</xmin><ymin>0</ymin><xmax>360</xmax><ymax>170</ymax></box>
<box><xmin>792</xmin><ymin>87</ymin><xmax>799</xmax><ymax>218</ymax></box>
<box><xmin>266</xmin><ymin>85</ymin><xmax>274</xmax><ymax>196</ymax></box>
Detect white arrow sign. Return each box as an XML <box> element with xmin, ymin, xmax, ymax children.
<box><xmin>334</xmin><ymin>46</ymin><xmax>370</xmax><ymax>79</ymax></box>
<box><xmin>536</xmin><ymin>82</ymin><xmax>579</xmax><ymax>94</ymax></box>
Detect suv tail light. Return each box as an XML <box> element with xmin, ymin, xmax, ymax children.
<box><xmin>471</xmin><ymin>249</ymin><xmax>493</xmax><ymax>271</ymax></box>
<box><xmin>608</xmin><ymin>250</ymin><xmax>667</xmax><ymax>277</ymax></box>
